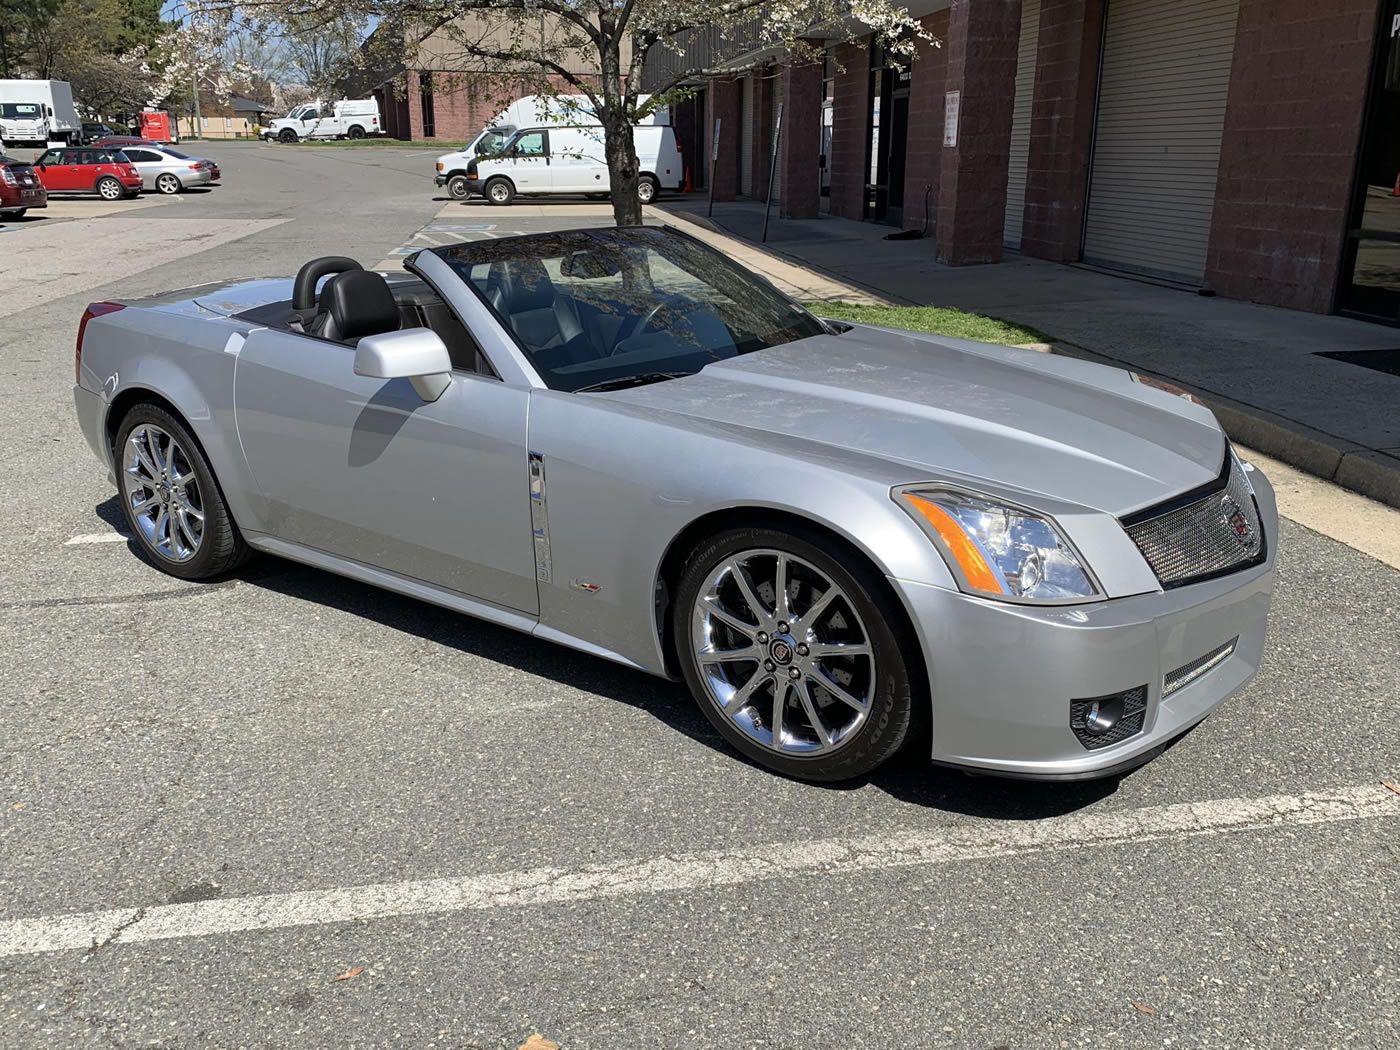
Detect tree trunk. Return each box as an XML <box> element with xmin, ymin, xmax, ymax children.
<box><xmin>603</xmin><ymin>114</ymin><xmax>642</xmax><ymax>226</ymax></box>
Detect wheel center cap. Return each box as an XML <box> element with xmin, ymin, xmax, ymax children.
<box><xmin>769</xmin><ymin>635</ymin><xmax>796</xmax><ymax>666</ymax></box>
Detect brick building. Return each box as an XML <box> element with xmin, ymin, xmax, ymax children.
<box><xmin>649</xmin><ymin>0</ymin><xmax>1400</xmax><ymax>324</ymax></box>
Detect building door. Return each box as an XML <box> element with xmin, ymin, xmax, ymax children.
<box><xmin>1082</xmin><ymin>0</ymin><xmax>1241</xmax><ymax>283</ymax></box>
<box><xmin>864</xmin><ymin>45</ymin><xmax>910</xmax><ymax>225</ymax></box>
<box><xmin>820</xmin><ymin>50</ymin><xmax>835</xmax><ymax>211</ymax></box>
<box><xmin>1004</xmin><ymin>0</ymin><xmax>1042</xmax><ymax>250</ymax></box>
<box><xmin>1340</xmin><ymin>0</ymin><xmax>1400</xmax><ymax>321</ymax></box>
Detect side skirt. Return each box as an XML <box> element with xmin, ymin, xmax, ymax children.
<box><xmin>244</xmin><ymin>533</ymin><xmax>655</xmax><ymax>675</ymax></box>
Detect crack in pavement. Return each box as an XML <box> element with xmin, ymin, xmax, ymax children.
<box><xmin>84</xmin><ymin>908</ymin><xmax>145</xmax><ymax>959</ymax></box>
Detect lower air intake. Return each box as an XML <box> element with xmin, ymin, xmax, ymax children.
<box><xmin>1069</xmin><ymin>685</ymin><xmax>1148</xmax><ymax>750</ymax></box>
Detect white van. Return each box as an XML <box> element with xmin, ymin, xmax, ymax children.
<box><xmin>262</xmin><ymin>99</ymin><xmax>382</xmax><ymax>142</ymax></box>
<box><xmin>434</xmin><ymin>94</ymin><xmax>669</xmax><ymax>199</ymax></box>
<box><xmin>440</xmin><ymin>124</ymin><xmax>683</xmax><ymax>205</ymax></box>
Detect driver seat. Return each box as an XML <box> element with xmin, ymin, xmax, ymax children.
<box><xmin>312</xmin><ymin>269</ymin><xmax>402</xmax><ymax>345</ymax></box>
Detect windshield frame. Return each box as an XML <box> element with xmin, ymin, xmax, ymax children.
<box><xmin>429</xmin><ymin>226</ymin><xmax>828</xmax><ymax>393</ymax></box>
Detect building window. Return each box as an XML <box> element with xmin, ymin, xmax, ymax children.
<box><xmin>1340</xmin><ymin>0</ymin><xmax>1400</xmax><ymax>321</ymax></box>
<box><xmin>420</xmin><ymin>72</ymin><xmax>436</xmax><ymax>138</ymax></box>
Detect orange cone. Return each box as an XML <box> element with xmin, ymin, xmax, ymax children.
<box><xmin>1392</xmin><ymin>172</ymin><xmax>1399</xmax><ymax>197</ymax></box>
<box><xmin>683</xmin><ymin>167</ymin><xmax>694</xmax><ymax>194</ymax></box>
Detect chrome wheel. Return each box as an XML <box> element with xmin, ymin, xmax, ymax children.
<box><xmin>636</xmin><ymin>178</ymin><xmax>656</xmax><ymax>203</ymax></box>
<box><xmin>156</xmin><ymin>173</ymin><xmax>180</xmax><ymax>194</ymax></box>
<box><xmin>488</xmin><ymin>180</ymin><xmax>511</xmax><ymax>203</ymax></box>
<box><xmin>121</xmin><ymin>424</ymin><xmax>204</xmax><ymax>562</ymax></box>
<box><xmin>690</xmin><ymin>549</ymin><xmax>876</xmax><ymax>756</ymax></box>
<box><xmin>97</xmin><ymin>178</ymin><xmax>122</xmax><ymax>200</ymax></box>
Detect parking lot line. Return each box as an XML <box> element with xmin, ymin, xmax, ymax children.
<box><xmin>64</xmin><ymin>532</ymin><xmax>130</xmax><ymax>545</ymax></box>
<box><xmin>2</xmin><ymin>782</ymin><xmax>1395</xmax><ymax>960</ymax></box>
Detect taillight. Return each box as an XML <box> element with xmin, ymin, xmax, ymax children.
<box><xmin>0</xmin><ymin>167</ymin><xmax>15</xmax><ymax>186</ymax></box>
<box><xmin>76</xmin><ymin>302</ymin><xmax>124</xmax><ymax>383</ymax></box>
<box><xmin>190</xmin><ymin>163</ymin><xmax>204</xmax><ymax>170</ymax></box>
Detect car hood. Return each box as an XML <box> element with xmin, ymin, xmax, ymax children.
<box><xmin>610</xmin><ymin>325</ymin><xmax>1226</xmax><ymax>518</ymax></box>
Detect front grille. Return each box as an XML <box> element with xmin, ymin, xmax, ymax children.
<box><xmin>1069</xmin><ymin>685</ymin><xmax>1148</xmax><ymax>750</ymax></box>
<box><xmin>1123</xmin><ymin>456</ymin><xmax>1264</xmax><ymax>588</ymax></box>
<box><xmin>1163</xmin><ymin>637</ymin><xmax>1238</xmax><ymax>699</ymax></box>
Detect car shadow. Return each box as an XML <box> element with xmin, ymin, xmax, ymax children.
<box><xmin>97</xmin><ymin>490</ymin><xmax>1129</xmax><ymax>820</ymax></box>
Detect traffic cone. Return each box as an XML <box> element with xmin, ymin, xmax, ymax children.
<box><xmin>683</xmin><ymin>167</ymin><xmax>694</xmax><ymax>194</ymax></box>
<box><xmin>1392</xmin><ymin>172</ymin><xmax>1399</xmax><ymax>197</ymax></box>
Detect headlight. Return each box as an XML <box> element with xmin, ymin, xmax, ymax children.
<box><xmin>896</xmin><ymin>488</ymin><xmax>1102</xmax><ymax>603</ymax></box>
<box><xmin>436</xmin><ymin>161</ymin><xmax>443</xmax><ymax>172</ymax></box>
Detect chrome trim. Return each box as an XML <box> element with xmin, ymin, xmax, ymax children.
<box><xmin>528</xmin><ymin>451</ymin><xmax>552</xmax><ymax>584</ymax></box>
<box><xmin>1162</xmin><ymin>637</ymin><xmax>1238</xmax><ymax>698</ymax></box>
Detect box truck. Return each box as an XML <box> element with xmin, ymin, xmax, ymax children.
<box><xmin>0</xmin><ymin>79</ymin><xmax>80</xmax><ymax>146</ymax></box>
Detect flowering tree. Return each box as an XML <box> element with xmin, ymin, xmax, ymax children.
<box><xmin>202</xmin><ymin>0</ymin><xmax>930</xmax><ymax>224</ymax></box>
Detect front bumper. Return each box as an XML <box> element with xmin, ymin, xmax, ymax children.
<box><xmin>893</xmin><ymin>471</ymin><xmax>1279</xmax><ymax>779</ymax></box>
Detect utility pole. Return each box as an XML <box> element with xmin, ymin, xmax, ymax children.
<box><xmin>192</xmin><ymin>72</ymin><xmax>202</xmax><ymax>138</ymax></box>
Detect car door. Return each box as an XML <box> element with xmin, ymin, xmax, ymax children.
<box><xmin>122</xmin><ymin>148</ymin><xmax>156</xmax><ymax>188</ymax></box>
<box><xmin>550</xmin><ymin>128</ymin><xmax>606</xmax><ymax>194</ymax></box>
<box><xmin>231</xmin><ymin>321</ymin><xmax>539</xmax><ymax>616</ymax></box>
<box><xmin>506</xmin><ymin>130</ymin><xmax>552</xmax><ymax>193</ymax></box>
<box><xmin>34</xmin><ymin>150</ymin><xmax>71</xmax><ymax>190</ymax></box>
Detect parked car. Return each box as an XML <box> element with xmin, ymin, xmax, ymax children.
<box><xmin>119</xmin><ymin>145</ymin><xmax>215</xmax><ymax>193</ymax></box>
<box><xmin>94</xmin><ymin>138</ymin><xmax>219</xmax><ymax>182</ymax></box>
<box><xmin>0</xmin><ymin>79</ymin><xmax>80</xmax><ymax>145</ymax></box>
<box><xmin>80</xmin><ymin>122</ymin><xmax>115</xmax><ymax>144</ymax></box>
<box><xmin>262</xmin><ymin>98</ymin><xmax>382</xmax><ymax>142</ymax></box>
<box><xmin>437</xmin><ymin>124</ymin><xmax>683</xmax><ymax>204</ymax></box>
<box><xmin>71</xmin><ymin>226</ymin><xmax>1277</xmax><ymax>784</ymax></box>
<box><xmin>32</xmin><ymin>146</ymin><xmax>141</xmax><ymax>200</ymax></box>
<box><xmin>0</xmin><ymin>152</ymin><xmax>47</xmax><ymax>217</ymax></box>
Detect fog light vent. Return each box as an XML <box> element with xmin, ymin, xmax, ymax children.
<box><xmin>1163</xmin><ymin>637</ymin><xmax>1237</xmax><ymax>699</ymax></box>
<box><xmin>1070</xmin><ymin>686</ymin><xmax>1148</xmax><ymax>750</ymax></box>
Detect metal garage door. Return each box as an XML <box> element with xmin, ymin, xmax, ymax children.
<box><xmin>740</xmin><ymin>75</ymin><xmax>754</xmax><ymax>196</ymax></box>
<box><xmin>770</xmin><ymin>72</ymin><xmax>783</xmax><ymax>203</ymax></box>
<box><xmin>1003</xmin><ymin>0</ymin><xmax>1040</xmax><ymax>250</ymax></box>
<box><xmin>1082</xmin><ymin>0</ymin><xmax>1240</xmax><ymax>282</ymax></box>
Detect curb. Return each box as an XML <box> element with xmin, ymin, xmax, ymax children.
<box><xmin>1049</xmin><ymin>341</ymin><xmax>1400</xmax><ymax>511</ymax></box>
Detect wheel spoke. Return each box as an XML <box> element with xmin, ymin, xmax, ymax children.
<box><xmin>807</xmin><ymin>641</ymin><xmax>872</xmax><ymax>661</ymax></box>
<box><xmin>697</xmin><ymin>642</ymin><xmax>758</xmax><ymax>665</ymax></box>
<box><xmin>175</xmin><ymin>509</ymin><xmax>199</xmax><ymax>552</ymax></box>
<box><xmin>725</xmin><ymin>559</ymin><xmax>769</xmax><ymax>625</ymax></box>
<box><xmin>811</xmin><ymin>667</ymin><xmax>869</xmax><ymax>712</ymax></box>
<box><xmin>146</xmin><ymin>429</ymin><xmax>165</xmax><ymax>473</ymax></box>
<box><xmin>771</xmin><ymin>680</ymin><xmax>788</xmax><ymax>749</ymax></box>
<box><xmin>798</xmin><ymin>585</ymin><xmax>839</xmax><ymax>629</ymax></box>
<box><xmin>723</xmin><ymin>669</ymin><xmax>768</xmax><ymax>712</ymax></box>
<box><xmin>772</xmin><ymin>553</ymin><xmax>789</xmax><ymax>621</ymax></box>
<box><xmin>131</xmin><ymin>494</ymin><xmax>160</xmax><ymax>515</ymax></box>
<box><xmin>798</xmin><ymin>684</ymin><xmax>833</xmax><ymax>751</ymax></box>
<box><xmin>131</xmin><ymin>440</ymin><xmax>158</xmax><ymax>480</ymax></box>
<box><xmin>153</xmin><ymin>506</ymin><xmax>169</xmax><ymax>549</ymax></box>
<box><xmin>178</xmin><ymin>500</ymin><xmax>204</xmax><ymax>522</ymax></box>
<box><xmin>700</xmin><ymin>596</ymin><xmax>758</xmax><ymax>639</ymax></box>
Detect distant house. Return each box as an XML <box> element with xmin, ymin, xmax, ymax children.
<box><xmin>230</xmin><ymin>94</ymin><xmax>272</xmax><ymax>126</ymax></box>
<box><xmin>175</xmin><ymin>87</ymin><xmax>273</xmax><ymax>140</ymax></box>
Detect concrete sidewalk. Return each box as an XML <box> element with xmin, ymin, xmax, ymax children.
<box><xmin>655</xmin><ymin>197</ymin><xmax>1400</xmax><ymax>509</ymax></box>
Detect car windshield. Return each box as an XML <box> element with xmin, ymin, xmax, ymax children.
<box><xmin>0</xmin><ymin>155</ymin><xmax>22</xmax><ymax>165</ymax></box>
<box><xmin>1</xmin><ymin>103</ymin><xmax>41</xmax><ymax>119</ymax></box>
<box><xmin>475</xmin><ymin>128</ymin><xmax>511</xmax><ymax>155</ymax></box>
<box><xmin>433</xmin><ymin>227</ymin><xmax>828</xmax><ymax>392</ymax></box>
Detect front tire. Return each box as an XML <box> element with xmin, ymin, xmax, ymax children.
<box><xmin>672</xmin><ymin>524</ymin><xmax>918</xmax><ymax>782</ymax></box>
<box><xmin>96</xmin><ymin>176</ymin><xmax>123</xmax><ymax>201</ymax></box>
<box><xmin>115</xmin><ymin>404</ymin><xmax>249</xmax><ymax>580</ymax></box>
<box><xmin>484</xmin><ymin>177</ymin><xmax>514</xmax><ymax>205</ymax></box>
<box><xmin>447</xmin><ymin>174</ymin><xmax>471</xmax><ymax>200</ymax></box>
<box><xmin>156</xmin><ymin>173</ymin><xmax>180</xmax><ymax>195</ymax></box>
<box><xmin>279</xmin><ymin>129</ymin><xmax>298</xmax><ymax>143</ymax></box>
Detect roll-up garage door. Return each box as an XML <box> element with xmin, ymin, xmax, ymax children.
<box><xmin>1082</xmin><ymin>0</ymin><xmax>1240</xmax><ymax>283</ymax></box>
<box><xmin>1003</xmin><ymin>0</ymin><xmax>1040</xmax><ymax>250</ymax></box>
<box><xmin>740</xmin><ymin>75</ymin><xmax>754</xmax><ymax>196</ymax></box>
<box><xmin>770</xmin><ymin>72</ymin><xmax>783</xmax><ymax>203</ymax></box>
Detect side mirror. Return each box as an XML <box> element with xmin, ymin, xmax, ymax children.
<box><xmin>353</xmin><ymin>327</ymin><xmax>453</xmax><ymax>402</ymax></box>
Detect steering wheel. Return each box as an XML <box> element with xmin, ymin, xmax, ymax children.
<box><xmin>614</xmin><ymin>293</ymin><xmax>696</xmax><ymax>354</ymax></box>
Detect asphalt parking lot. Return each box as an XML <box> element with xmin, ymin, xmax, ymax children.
<box><xmin>2</xmin><ymin>141</ymin><xmax>1399</xmax><ymax>1049</ymax></box>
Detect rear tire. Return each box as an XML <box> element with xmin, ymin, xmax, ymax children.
<box><xmin>114</xmin><ymin>404</ymin><xmax>250</xmax><ymax>580</ymax></box>
<box><xmin>347</xmin><ymin>125</ymin><xmax>365</xmax><ymax>140</ymax></box>
<box><xmin>96</xmin><ymin>176</ymin><xmax>123</xmax><ymax>201</ymax></box>
<box><xmin>636</xmin><ymin>176</ymin><xmax>658</xmax><ymax>204</ymax></box>
<box><xmin>447</xmin><ymin>174</ymin><xmax>471</xmax><ymax>199</ymax></box>
<box><xmin>2</xmin><ymin>208</ymin><xmax>24</xmax><ymax>219</ymax></box>
<box><xmin>279</xmin><ymin>129</ymin><xmax>298</xmax><ymax>143</ymax></box>
<box><xmin>485</xmin><ymin>177</ymin><xmax>514</xmax><ymax>205</ymax></box>
<box><xmin>156</xmin><ymin>173</ymin><xmax>180</xmax><ymax>195</ymax></box>
<box><xmin>672</xmin><ymin>523</ymin><xmax>919</xmax><ymax>782</ymax></box>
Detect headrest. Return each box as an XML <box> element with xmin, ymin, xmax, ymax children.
<box><xmin>486</xmin><ymin>259</ymin><xmax>555</xmax><ymax>313</ymax></box>
<box><xmin>323</xmin><ymin>270</ymin><xmax>400</xmax><ymax>342</ymax></box>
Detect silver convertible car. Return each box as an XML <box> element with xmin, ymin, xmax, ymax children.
<box><xmin>73</xmin><ymin>226</ymin><xmax>1276</xmax><ymax>782</ymax></box>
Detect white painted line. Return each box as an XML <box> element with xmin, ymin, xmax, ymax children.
<box><xmin>64</xmin><ymin>532</ymin><xmax>131</xmax><ymax>546</ymax></box>
<box><xmin>2</xmin><ymin>783</ymin><xmax>1396</xmax><ymax>959</ymax></box>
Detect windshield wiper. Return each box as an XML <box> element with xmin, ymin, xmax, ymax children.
<box><xmin>574</xmin><ymin>371</ymin><xmax>691</xmax><ymax>393</ymax></box>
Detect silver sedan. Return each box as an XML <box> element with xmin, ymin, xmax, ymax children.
<box><xmin>71</xmin><ymin>226</ymin><xmax>1276</xmax><ymax>783</ymax></box>
<box><xmin>118</xmin><ymin>145</ymin><xmax>214</xmax><ymax>194</ymax></box>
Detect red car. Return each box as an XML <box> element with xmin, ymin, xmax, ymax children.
<box><xmin>32</xmin><ymin>147</ymin><xmax>142</xmax><ymax>201</ymax></box>
<box><xmin>0</xmin><ymin>153</ymin><xmax>48</xmax><ymax>219</ymax></box>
